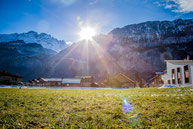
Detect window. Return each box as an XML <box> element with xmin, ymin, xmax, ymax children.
<box><xmin>177</xmin><ymin>67</ymin><xmax>181</xmax><ymax>84</ymax></box>
<box><xmin>184</xmin><ymin>65</ymin><xmax>190</xmax><ymax>83</ymax></box>
<box><xmin>171</xmin><ymin>69</ymin><xmax>175</xmax><ymax>84</ymax></box>
<box><xmin>168</xmin><ymin>80</ymin><xmax>171</xmax><ymax>84</ymax></box>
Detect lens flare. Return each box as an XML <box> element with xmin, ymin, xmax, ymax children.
<box><xmin>122</xmin><ymin>97</ymin><xmax>141</xmax><ymax>120</ymax></box>
<box><xmin>122</xmin><ymin>97</ymin><xmax>133</xmax><ymax>113</ymax></box>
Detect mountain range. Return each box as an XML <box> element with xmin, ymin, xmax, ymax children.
<box><xmin>0</xmin><ymin>31</ymin><xmax>67</xmax><ymax>52</ymax></box>
<box><xmin>0</xmin><ymin>19</ymin><xmax>193</xmax><ymax>82</ymax></box>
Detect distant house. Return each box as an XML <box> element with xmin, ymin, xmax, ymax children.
<box><xmin>105</xmin><ymin>73</ymin><xmax>136</xmax><ymax>88</ymax></box>
<box><xmin>0</xmin><ymin>71</ymin><xmax>23</xmax><ymax>85</ymax></box>
<box><xmin>38</xmin><ymin>78</ymin><xmax>63</xmax><ymax>86</ymax></box>
<box><xmin>62</xmin><ymin>78</ymin><xmax>81</xmax><ymax>87</ymax></box>
<box><xmin>30</xmin><ymin>79</ymin><xmax>40</xmax><ymax>86</ymax></box>
<box><xmin>162</xmin><ymin>60</ymin><xmax>193</xmax><ymax>87</ymax></box>
<box><xmin>75</xmin><ymin>76</ymin><xmax>94</xmax><ymax>87</ymax></box>
<box><xmin>32</xmin><ymin>76</ymin><xmax>93</xmax><ymax>87</ymax></box>
<box><xmin>145</xmin><ymin>72</ymin><xmax>164</xmax><ymax>88</ymax></box>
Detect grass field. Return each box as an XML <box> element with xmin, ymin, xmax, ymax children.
<box><xmin>0</xmin><ymin>87</ymin><xmax>193</xmax><ymax>129</ymax></box>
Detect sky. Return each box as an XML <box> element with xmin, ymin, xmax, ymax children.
<box><xmin>0</xmin><ymin>0</ymin><xmax>193</xmax><ymax>42</ymax></box>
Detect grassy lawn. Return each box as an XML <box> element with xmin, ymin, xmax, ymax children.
<box><xmin>0</xmin><ymin>87</ymin><xmax>193</xmax><ymax>128</ymax></box>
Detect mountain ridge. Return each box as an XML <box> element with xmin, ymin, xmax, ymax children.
<box><xmin>108</xmin><ymin>18</ymin><xmax>193</xmax><ymax>48</ymax></box>
<box><xmin>0</xmin><ymin>31</ymin><xmax>68</xmax><ymax>52</ymax></box>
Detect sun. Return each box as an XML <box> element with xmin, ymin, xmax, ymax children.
<box><xmin>79</xmin><ymin>26</ymin><xmax>96</xmax><ymax>40</ymax></box>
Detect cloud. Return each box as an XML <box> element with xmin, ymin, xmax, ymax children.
<box><xmin>49</xmin><ymin>0</ymin><xmax>77</xmax><ymax>6</ymax></box>
<box><xmin>89</xmin><ymin>0</ymin><xmax>98</xmax><ymax>5</ymax></box>
<box><xmin>155</xmin><ymin>0</ymin><xmax>193</xmax><ymax>13</ymax></box>
<box><xmin>175</xmin><ymin>0</ymin><xmax>193</xmax><ymax>12</ymax></box>
<box><xmin>165</xmin><ymin>4</ymin><xmax>173</xmax><ymax>9</ymax></box>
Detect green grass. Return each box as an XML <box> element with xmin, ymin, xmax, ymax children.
<box><xmin>0</xmin><ymin>87</ymin><xmax>193</xmax><ymax>128</ymax></box>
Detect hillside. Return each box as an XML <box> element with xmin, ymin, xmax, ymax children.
<box><xmin>0</xmin><ymin>19</ymin><xmax>193</xmax><ymax>81</ymax></box>
<box><xmin>49</xmin><ymin>19</ymin><xmax>193</xmax><ymax>81</ymax></box>
<box><xmin>0</xmin><ymin>40</ymin><xmax>56</xmax><ymax>81</ymax></box>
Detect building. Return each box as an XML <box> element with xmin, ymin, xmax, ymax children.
<box><xmin>145</xmin><ymin>72</ymin><xmax>164</xmax><ymax>88</ymax></box>
<box><xmin>105</xmin><ymin>73</ymin><xmax>136</xmax><ymax>88</ymax></box>
<box><xmin>31</xmin><ymin>76</ymin><xmax>93</xmax><ymax>87</ymax></box>
<box><xmin>75</xmin><ymin>76</ymin><xmax>94</xmax><ymax>87</ymax></box>
<box><xmin>161</xmin><ymin>60</ymin><xmax>193</xmax><ymax>87</ymax></box>
<box><xmin>38</xmin><ymin>78</ymin><xmax>63</xmax><ymax>86</ymax></box>
<box><xmin>62</xmin><ymin>78</ymin><xmax>81</xmax><ymax>87</ymax></box>
<box><xmin>0</xmin><ymin>71</ymin><xmax>23</xmax><ymax>85</ymax></box>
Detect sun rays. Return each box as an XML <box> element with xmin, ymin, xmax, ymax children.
<box><xmin>79</xmin><ymin>26</ymin><xmax>96</xmax><ymax>40</ymax></box>
<box><xmin>51</xmin><ymin>29</ymin><xmax>125</xmax><ymax>79</ymax></box>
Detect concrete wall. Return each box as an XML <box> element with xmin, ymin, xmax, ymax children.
<box><xmin>162</xmin><ymin>62</ymin><xmax>193</xmax><ymax>87</ymax></box>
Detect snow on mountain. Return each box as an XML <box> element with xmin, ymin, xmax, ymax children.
<box><xmin>109</xmin><ymin>19</ymin><xmax>193</xmax><ymax>48</ymax></box>
<box><xmin>0</xmin><ymin>31</ymin><xmax>68</xmax><ymax>52</ymax></box>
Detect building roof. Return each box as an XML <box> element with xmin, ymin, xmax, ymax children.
<box><xmin>147</xmin><ymin>72</ymin><xmax>164</xmax><ymax>83</ymax></box>
<box><xmin>75</xmin><ymin>76</ymin><xmax>92</xmax><ymax>79</ymax></box>
<box><xmin>41</xmin><ymin>78</ymin><xmax>62</xmax><ymax>82</ymax></box>
<box><xmin>155</xmin><ymin>72</ymin><xmax>163</xmax><ymax>75</ymax></box>
<box><xmin>165</xmin><ymin>60</ymin><xmax>193</xmax><ymax>63</ymax></box>
<box><xmin>41</xmin><ymin>78</ymin><xmax>81</xmax><ymax>84</ymax></box>
<box><xmin>62</xmin><ymin>78</ymin><xmax>81</xmax><ymax>84</ymax></box>
<box><xmin>34</xmin><ymin>79</ymin><xmax>39</xmax><ymax>83</ymax></box>
<box><xmin>149</xmin><ymin>74</ymin><xmax>162</xmax><ymax>82</ymax></box>
<box><xmin>0</xmin><ymin>71</ymin><xmax>23</xmax><ymax>78</ymax></box>
<box><xmin>113</xmin><ymin>73</ymin><xmax>135</xmax><ymax>83</ymax></box>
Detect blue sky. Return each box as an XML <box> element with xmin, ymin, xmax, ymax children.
<box><xmin>0</xmin><ymin>0</ymin><xmax>193</xmax><ymax>42</ymax></box>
